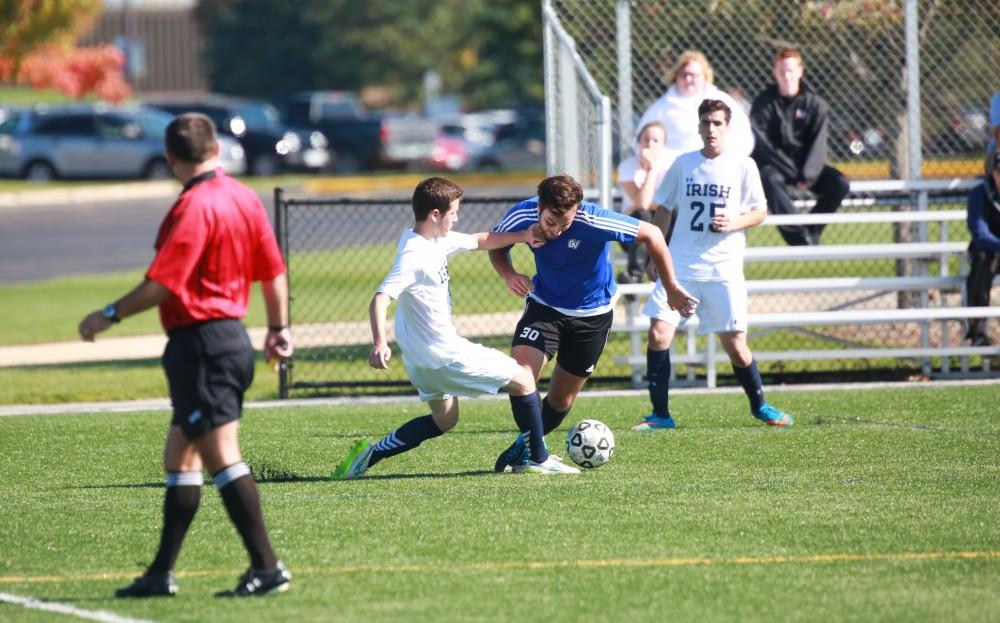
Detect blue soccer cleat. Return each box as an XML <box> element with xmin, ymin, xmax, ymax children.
<box><xmin>494</xmin><ymin>432</ymin><xmax>527</xmax><ymax>473</ymax></box>
<box><xmin>630</xmin><ymin>414</ymin><xmax>676</xmax><ymax>431</ymax></box>
<box><xmin>752</xmin><ymin>403</ymin><xmax>793</xmax><ymax>427</ymax></box>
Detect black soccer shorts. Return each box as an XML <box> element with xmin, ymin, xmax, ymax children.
<box><xmin>511</xmin><ymin>298</ymin><xmax>613</xmax><ymax>378</ymax></box>
<box><xmin>163</xmin><ymin>319</ymin><xmax>256</xmax><ymax>440</ymax></box>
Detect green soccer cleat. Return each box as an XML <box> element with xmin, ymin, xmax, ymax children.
<box><xmin>331</xmin><ymin>439</ymin><xmax>373</xmax><ymax>480</ymax></box>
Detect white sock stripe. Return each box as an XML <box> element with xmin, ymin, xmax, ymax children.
<box><xmin>212</xmin><ymin>462</ymin><xmax>250</xmax><ymax>489</ymax></box>
<box><xmin>374</xmin><ymin>432</ymin><xmax>403</xmax><ymax>451</ymax></box>
<box><xmin>166</xmin><ymin>471</ymin><xmax>204</xmax><ymax>487</ymax></box>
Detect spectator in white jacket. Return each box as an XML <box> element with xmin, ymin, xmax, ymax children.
<box><xmin>635</xmin><ymin>50</ymin><xmax>754</xmax><ymax>158</ymax></box>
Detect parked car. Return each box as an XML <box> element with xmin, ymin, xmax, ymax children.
<box><xmin>421</xmin><ymin>111</ymin><xmax>513</xmax><ymax>171</ymax></box>
<box><xmin>145</xmin><ymin>95</ymin><xmax>331</xmax><ymax>176</ymax></box>
<box><xmin>275</xmin><ymin>91</ymin><xmax>436</xmax><ymax>173</ymax></box>
<box><xmin>473</xmin><ymin>115</ymin><xmax>546</xmax><ymax>171</ymax></box>
<box><xmin>0</xmin><ymin>104</ymin><xmax>246</xmax><ymax>181</ymax></box>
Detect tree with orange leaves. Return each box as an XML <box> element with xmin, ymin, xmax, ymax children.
<box><xmin>0</xmin><ymin>0</ymin><xmax>131</xmax><ymax>102</ymax></box>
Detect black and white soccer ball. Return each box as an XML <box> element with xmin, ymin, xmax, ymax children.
<box><xmin>565</xmin><ymin>419</ymin><xmax>615</xmax><ymax>469</ymax></box>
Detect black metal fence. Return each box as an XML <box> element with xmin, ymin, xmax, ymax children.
<box><xmin>275</xmin><ymin>188</ymin><xmax>975</xmax><ymax>398</ymax></box>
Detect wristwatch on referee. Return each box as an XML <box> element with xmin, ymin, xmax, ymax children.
<box><xmin>101</xmin><ymin>303</ymin><xmax>121</xmax><ymax>324</ymax></box>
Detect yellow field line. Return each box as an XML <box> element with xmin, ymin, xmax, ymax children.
<box><xmin>2</xmin><ymin>550</ymin><xmax>998</xmax><ymax>585</ymax></box>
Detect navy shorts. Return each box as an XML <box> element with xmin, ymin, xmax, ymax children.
<box><xmin>511</xmin><ymin>299</ymin><xmax>613</xmax><ymax>378</ymax></box>
<box><xmin>163</xmin><ymin>319</ymin><xmax>255</xmax><ymax>440</ymax></box>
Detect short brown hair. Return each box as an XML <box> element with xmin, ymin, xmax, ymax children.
<box><xmin>412</xmin><ymin>177</ymin><xmax>464</xmax><ymax>221</ymax></box>
<box><xmin>773</xmin><ymin>47</ymin><xmax>803</xmax><ymax>66</ymax></box>
<box><xmin>698</xmin><ymin>98</ymin><xmax>732</xmax><ymax>125</ymax></box>
<box><xmin>165</xmin><ymin>113</ymin><xmax>218</xmax><ymax>163</ymax></box>
<box><xmin>537</xmin><ymin>175</ymin><xmax>583</xmax><ymax>216</ymax></box>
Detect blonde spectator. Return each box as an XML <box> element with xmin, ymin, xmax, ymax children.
<box><xmin>635</xmin><ymin>50</ymin><xmax>754</xmax><ymax>157</ymax></box>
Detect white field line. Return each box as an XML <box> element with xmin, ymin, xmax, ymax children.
<box><xmin>0</xmin><ymin>591</ymin><xmax>155</xmax><ymax>623</ymax></box>
<box><xmin>1</xmin><ymin>377</ymin><xmax>998</xmax><ymax>418</ymax></box>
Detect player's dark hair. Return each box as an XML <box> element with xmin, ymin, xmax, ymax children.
<box><xmin>537</xmin><ymin>175</ymin><xmax>583</xmax><ymax>216</ymax></box>
<box><xmin>412</xmin><ymin>177</ymin><xmax>464</xmax><ymax>221</ymax></box>
<box><xmin>165</xmin><ymin>113</ymin><xmax>218</xmax><ymax>163</ymax></box>
<box><xmin>773</xmin><ymin>47</ymin><xmax>803</xmax><ymax>66</ymax></box>
<box><xmin>698</xmin><ymin>98</ymin><xmax>732</xmax><ymax>125</ymax></box>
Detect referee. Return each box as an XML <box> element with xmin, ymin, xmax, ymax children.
<box><xmin>78</xmin><ymin>113</ymin><xmax>294</xmax><ymax>598</ymax></box>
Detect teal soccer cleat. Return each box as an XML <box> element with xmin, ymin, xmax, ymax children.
<box><xmin>752</xmin><ymin>403</ymin><xmax>793</xmax><ymax>427</ymax></box>
<box><xmin>630</xmin><ymin>414</ymin><xmax>677</xmax><ymax>431</ymax></box>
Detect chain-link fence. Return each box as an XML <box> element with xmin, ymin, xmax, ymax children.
<box><xmin>546</xmin><ymin>0</ymin><xmax>1000</xmax><ymax>181</ymax></box>
<box><xmin>275</xmin><ymin>187</ymin><xmax>982</xmax><ymax>397</ymax></box>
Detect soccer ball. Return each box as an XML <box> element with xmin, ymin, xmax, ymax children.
<box><xmin>565</xmin><ymin>419</ymin><xmax>615</xmax><ymax>469</ymax></box>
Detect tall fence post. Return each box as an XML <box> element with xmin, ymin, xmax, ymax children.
<box><xmin>273</xmin><ymin>186</ymin><xmax>290</xmax><ymax>399</ymax></box>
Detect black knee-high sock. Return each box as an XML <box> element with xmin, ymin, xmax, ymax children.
<box><xmin>733</xmin><ymin>359</ymin><xmax>766</xmax><ymax>413</ymax></box>
<box><xmin>541</xmin><ymin>397</ymin><xmax>569</xmax><ymax>435</ymax></box>
<box><xmin>148</xmin><ymin>472</ymin><xmax>202</xmax><ymax>573</ymax></box>
<box><xmin>369</xmin><ymin>414</ymin><xmax>444</xmax><ymax>467</ymax></box>
<box><xmin>213</xmin><ymin>463</ymin><xmax>277</xmax><ymax>571</ymax></box>
<box><xmin>647</xmin><ymin>347</ymin><xmax>671</xmax><ymax>417</ymax></box>
<box><xmin>510</xmin><ymin>392</ymin><xmax>547</xmax><ymax>462</ymax></box>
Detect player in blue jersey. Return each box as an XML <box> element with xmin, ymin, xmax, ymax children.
<box><xmin>489</xmin><ymin>174</ymin><xmax>697</xmax><ymax>472</ymax></box>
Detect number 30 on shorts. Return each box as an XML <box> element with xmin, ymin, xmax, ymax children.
<box><xmin>519</xmin><ymin>327</ymin><xmax>540</xmax><ymax>342</ymax></box>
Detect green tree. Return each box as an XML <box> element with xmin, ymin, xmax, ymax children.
<box><xmin>195</xmin><ymin>0</ymin><xmax>543</xmax><ymax>110</ymax></box>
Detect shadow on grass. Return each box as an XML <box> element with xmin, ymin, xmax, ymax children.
<box><xmin>340</xmin><ymin>469</ymin><xmax>495</xmax><ymax>481</ymax></box>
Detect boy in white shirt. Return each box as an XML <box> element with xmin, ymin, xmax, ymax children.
<box><xmin>333</xmin><ymin>177</ymin><xmax>580</xmax><ymax>478</ymax></box>
<box><xmin>617</xmin><ymin>121</ymin><xmax>680</xmax><ymax>282</ymax></box>
<box><xmin>633</xmin><ymin>99</ymin><xmax>793</xmax><ymax>431</ymax></box>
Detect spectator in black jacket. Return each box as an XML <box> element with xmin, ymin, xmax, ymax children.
<box><xmin>751</xmin><ymin>48</ymin><xmax>849</xmax><ymax>246</ymax></box>
<box><xmin>965</xmin><ymin>150</ymin><xmax>1000</xmax><ymax>346</ymax></box>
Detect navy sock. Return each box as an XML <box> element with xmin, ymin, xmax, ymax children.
<box><xmin>510</xmin><ymin>392</ymin><xmax>547</xmax><ymax>463</ymax></box>
<box><xmin>148</xmin><ymin>473</ymin><xmax>202</xmax><ymax>574</ymax></box>
<box><xmin>369</xmin><ymin>414</ymin><xmax>443</xmax><ymax>467</ymax></box>
<box><xmin>541</xmin><ymin>397</ymin><xmax>569</xmax><ymax>435</ymax></box>
<box><xmin>214</xmin><ymin>465</ymin><xmax>277</xmax><ymax>571</ymax></box>
<box><xmin>646</xmin><ymin>347</ymin><xmax>671</xmax><ymax>417</ymax></box>
<box><xmin>733</xmin><ymin>359</ymin><xmax>766</xmax><ymax>413</ymax></box>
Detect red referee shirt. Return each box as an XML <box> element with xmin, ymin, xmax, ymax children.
<box><xmin>146</xmin><ymin>169</ymin><xmax>285</xmax><ymax>332</ymax></box>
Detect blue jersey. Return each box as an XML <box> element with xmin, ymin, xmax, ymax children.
<box><xmin>493</xmin><ymin>198</ymin><xmax>640</xmax><ymax>314</ymax></box>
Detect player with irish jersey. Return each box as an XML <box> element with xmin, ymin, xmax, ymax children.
<box><xmin>490</xmin><ymin>175</ymin><xmax>698</xmax><ymax>472</ymax></box>
<box><xmin>633</xmin><ymin>98</ymin><xmax>793</xmax><ymax>431</ymax></box>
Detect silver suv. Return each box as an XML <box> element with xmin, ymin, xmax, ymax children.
<box><xmin>0</xmin><ymin>104</ymin><xmax>246</xmax><ymax>181</ymax></box>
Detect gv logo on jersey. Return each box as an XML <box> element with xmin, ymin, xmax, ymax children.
<box><xmin>567</xmin><ymin>239</ymin><xmax>581</xmax><ymax>249</ymax></box>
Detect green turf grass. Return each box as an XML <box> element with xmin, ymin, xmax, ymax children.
<box><xmin>0</xmin><ymin>385</ymin><xmax>998</xmax><ymax>622</ymax></box>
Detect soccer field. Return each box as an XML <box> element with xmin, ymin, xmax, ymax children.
<box><xmin>1</xmin><ymin>384</ymin><xmax>998</xmax><ymax>622</ymax></box>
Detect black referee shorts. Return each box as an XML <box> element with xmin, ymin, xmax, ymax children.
<box><xmin>163</xmin><ymin>319</ymin><xmax>256</xmax><ymax>440</ymax></box>
<box><xmin>511</xmin><ymin>298</ymin><xmax>613</xmax><ymax>378</ymax></box>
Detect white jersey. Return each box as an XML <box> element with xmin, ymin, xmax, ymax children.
<box><xmin>616</xmin><ymin>148</ymin><xmax>680</xmax><ymax>212</ymax></box>
<box><xmin>653</xmin><ymin>150</ymin><xmax>766</xmax><ymax>281</ymax></box>
<box><xmin>377</xmin><ymin>229</ymin><xmax>478</xmax><ymax>369</ymax></box>
<box><xmin>636</xmin><ymin>84</ymin><xmax>755</xmax><ymax>157</ymax></box>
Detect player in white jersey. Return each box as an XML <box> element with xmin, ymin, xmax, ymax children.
<box><xmin>332</xmin><ymin>177</ymin><xmax>580</xmax><ymax>479</ymax></box>
<box><xmin>633</xmin><ymin>99</ymin><xmax>793</xmax><ymax>431</ymax></box>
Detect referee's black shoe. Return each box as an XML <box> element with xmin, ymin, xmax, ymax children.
<box><xmin>218</xmin><ymin>561</ymin><xmax>291</xmax><ymax>597</ymax></box>
<box><xmin>115</xmin><ymin>570</ymin><xmax>177</xmax><ymax>598</ymax></box>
